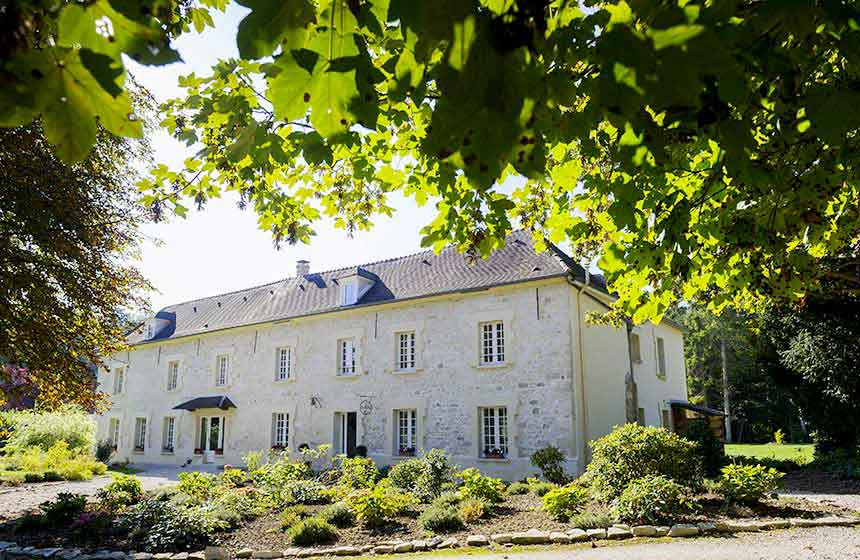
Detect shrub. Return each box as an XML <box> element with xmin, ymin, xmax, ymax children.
<box><xmin>530</xmin><ymin>446</ymin><xmax>567</xmax><ymax>484</ymax></box>
<box><xmin>458</xmin><ymin>468</ymin><xmax>504</xmax><ymax>504</ymax></box>
<box><xmin>541</xmin><ymin>483</ymin><xmax>589</xmax><ymax>521</ymax></box>
<box><xmin>682</xmin><ymin>419</ymin><xmax>725</xmax><ymax>477</ymax></box>
<box><xmin>346</xmin><ymin>481</ymin><xmax>417</xmax><ymax>527</ymax></box>
<box><xmin>569</xmin><ymin>510</ymin><xmax>612</xmax><ymax>529</ymax></box>
<box><xmin>584</xmin><ymin>424</ymin><xmax>703</xmax><ymax>501</ymax></box>
<box><xmin>338</xmin><ymin>457</ymin><xmax>377</xmax><ymax>489</ymax></box>
<box><xmin>413</xmin><ymin>449</ymin><xmax>455</xmax><ymax>502</ymax></box>
<box><xmin>287</xmin><ymin>516</ymin><xmax>338</xmax><ymax>546</ymax></box>
<box><xmin>717</xmin><ymin>464</ymin><xmax>784</xmax><ymax>504</ymax></box>
<box><xmin>95</xmin><ymin>440</ymin><xmax>114</xmax><ymax>464</ymax></box>
<box><xmin>214</xmin><ymin>488</ymin><xmax>269</xmax><ymax>520</ymax></box>
<box><xmin>10</xmin><ymin>441</ymin><xmax>105</xmax><ymax>481</ymax></box>
<box><xmin>40</xmin><ymin>492</ymin><xmax>87</xmax><ymax>527</ymax></box>
<box><xmin>119</xmin><ymin>500</ymin><xmax>212</xmax><ymax>551</ymax></box>
<box><xmin>279</xmin><ymin>505</ymin><xmax>311</xmax><ymax>531</ymax></box>
<box><xmin>506</xmin><ymin>482</ymin><xmax>530</xmax><ymax>495</ymax></box>
<box><xmin>252</xmin><ymin>458</ymin><xmax>310</xmax><ymax>505</ymax></box>
<box><xmin>0</xmin><ymin>407</ymin><xmax>96</xmax><ymax>453</ymax></box>
<box><xmin>388</xmin><ymin>458</ymin><xmax>424</xmax><ymax>491</ymax></box>
<box><xmin>286</xmin><ymin>479</ymin><xmax>329</xmax><ymax>505</ymax></box>
<box><xmin>773</xmin><ymin>429</ymin><xmax>786</xmax><ymax>445</ymax></box>
<box><xmin>457</xmin><ymin>497</ymin><xmax>487</xmax><ymax>523</ymax></box>
<box><xmin>320</xmin><ymin>501</ymin><xmax>355</xmax><ymax>528</ymax></box>
<box><xmin>613</xmin><ymin>475</ymin><xmax>692</xmax><ymax>524</ymax></box>
<box><xmin>432</xmin><ymin>491</ymin><xmax>461</xmax><ymax>508</ymax></box>
<box><xmin>527</xmin><ymin>478</ymin><xmax>556</xmax><ymax>497</ymax></box>
<box><xmin>219</xmin><ymin>468</ymin><xmax>248</xmax><ymax>487</ymax></box>
<box><xmin>98</xmin><ymin>474</ymin><xmax>144</xmax><ymax>511</ymax></box>
<box><xmin>177</xmin><ymin>471</ymin><xmax>218</xmax><ymax>501</ymax></box>
<box><xmin>418</xmin><ymin>504</ymin><xmax>464</xmax><ymax>533</ymax></box>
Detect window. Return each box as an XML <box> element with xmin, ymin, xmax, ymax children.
<box><xmin>341</xmin><ymin>282</ymin><xmax>357</xmax><ymax>305</ymax></box>
<box><xmin>167</xmin><ymin>360</ymin><xmax>179</xmax><ymax>391</ymax></box>
<box><xmin>480</xmin><ymin>321</ymin><xmax>505</xmax><ymax>365</ymax></box>
<box><xmin>661</xmin><ymin>409</ymin><xmax>671</xmax><ymax>429</ymax></box>
<box><xmin>108</xmin><ymin>418</ymin><xmax>120</xmax><ymax>449</ymax></box>
<box><xmin>337</xmin><ymin>338</ymin><xmax>356</xmax><ymax>375</ymax></box>
<box><xmin>396</xmin><ymin>331</ymin><xmax>416</xmax><ymax>371</ymax></box>
<box><xmin>113</xmin><ymin>367</ymin><xmax>124</xmax><ymax>394</ymax></box>
<box><xmin>272</xmin><ymin>412</ymin><xmax>289</xmax><ymax>449</ymax></box>
<box><xmin>480</xmin><ymin>407</ymin><xmax>508</xmax><ymax>459</ymax></box>
<box><xmin>630</xmin><ymin>333</ymin><xmax>642</xmax><ymax>363</ymax></box>
<box><xmin>656</xmin><ymin>337</ymin><xmax>667</xmax><ymax>378</ymax></box>
<box><xmin>216</xmin><ymin>354</ymin><xmax>229</xmax><ymax>386</ymax></box>
<box><xmin>162</xmin><ymin>417</ymin><xmax>176</xmax><ymax>453</ymax></box>
<box><xmin>134</xmin><ymin>417</ymin><xmax>147</xmax><ymax>452</ymax></box>
<box><xmin>197</xmin><ymin>416</ymin><xmax>226</xmax><ymax>454</ymax></box>
<box><xmin>395</xmin><ymin>409</ymin><xmax>417</xmax><ymax>456</ymax></box>
<box><xmin>146</xmin><ymin>322</ymin><xmax>154</xmax><ymax>339</ymax></box>
<box><xmin>276</xmin><ymin>348</ymin><xmax>291</xmax><ymax>381</ymax></box>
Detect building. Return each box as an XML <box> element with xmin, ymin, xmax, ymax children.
<box><xmin>96</xmin><ymin>231</ymin><xmax>688</xmax><ymax>478</ymax></box>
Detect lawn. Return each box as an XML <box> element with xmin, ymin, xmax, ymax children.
<box><xmin>725</xmin><ymin>443</ymin><xmax>814</xmax><ymax>465</ymax></box>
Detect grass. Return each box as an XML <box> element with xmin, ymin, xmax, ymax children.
<box><xmin>108</xmin><ymin>463</ymin><xmax>143</xmax><ymax>475</ymax></box>
<box><xmin>725</xmin><ymin>443</ymin><xmax>814</xmax><ymax>465</ymax></box>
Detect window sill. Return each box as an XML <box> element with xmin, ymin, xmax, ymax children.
<box><xmin>474</xmin><ymin>362</ymin><xmax>512</xmax><ymax>370</ymax></box>
<box><xmin>478</xmin><ymin>457</ymin><xmax>511</xmax><ymax>463</ymax></box>
<box><xmin>335</xmin><ymin>373</ymin><xmax>360</xmax><ymax>379</ymax></box>
<box><xmin>390</xmin><ymin>454</ymin><xmax>418</xmax><ymax>461</ymax></box>
<box><xmin>161</xmin><ymin>451</ymin><xmax>175</xmax><ymax>456</ymax></box>
<box><xmin>133</xmin><ymin>449</ymin><xmax>145</xmax><ymax>455</ymax></box>
<box><xmin>274</xmin><ymin>377</ymin><xmax>295</xmax><ymax>383</ymax></box>
<box><xmin>392</xmin><ymin>368</ymin><xmax>422</xmax><ymax>375</ymax></box>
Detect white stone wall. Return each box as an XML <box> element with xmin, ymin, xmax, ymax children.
<box><xmin>97</xmin><ymin>278</ymin><xmax>687</xmax><ymax>479</ymax></box>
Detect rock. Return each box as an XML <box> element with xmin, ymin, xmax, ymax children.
<box><xmin>410</xmin><ymin>540</ymin><xmax>428</xmax><ymax>551</ymax></box>
<box><xmin>132</xmin><ymin>554</ymin><xmax>153</xmax><ymax>560</ymax></box>
<box><xmin>465</xmin><ymin>535</ymin><xmax>489</xmax><ymax>547</ymax></box>
<box><xmin>757</xmin><ymin>520</ymin><xmax>790</xmax><ymax>530</ymax></box>
<box><xmin>372</xmin><ymin>546</ymin><xmax>393</xmax><ymax>555</ymax></box>
<box><xmin>172</xmin><ymin>553</ymin><xmax>189</xmax><ymax>560</ymax></box>
<box><xmin>60</xmin><ymin>551</ymin><xmax>83</xmax><ymax>560</ymax></box>
<box><xmin>567</xmin><ymin>528</ymin><xmax>588</xmax><ymax>542</ymax></box>
<box><xmin>154</xmin><ymin>555</ymin><xmax>173</xmax><ymax>560</ymax></box>
<box><xmin>715</xmin><ymin>520</ymin><xmax>760</xmax><ymax>533</ymax></box>
<box><xmin>436</xmin><ymin>538</ymin><xmax>458</xmax><ymax>550</ymax></box>
<box><xmin>549</xmin><ymin>532</ymin><xmax>572</xmax><ymax>544</ymax></box>
<box><xmin>611</xmin><ymin>524</ymin><xmax>631</xmax><ymax>531</ymax></box>
<box><xmin>188</xmin><ymin>552</ymin><xmax>205</xmax><ymax>560</ymax></box>
<box><xmin>0</xmin><ymin>543</ymin><xmax>16</xmax><ymax>551</ymax></box>
<box><xmin>281</xmin><ymin>549</ymin><xmax>301</xmax><ymax>557</ymax></box>
<box><xmin>815</xmin><ymin>516</ymin><xmax>859</xmax><ymax>527</ymax></box>
<box><xmin>606</xmin><ymin>527</ymin><xmax>632</xmax><ymax>540</ymax></box>
<box><xmin>697</xmin><ymin>522</ymin><xmax>717</xmax><ymax>534</ymax></box>
<box><xmin>295</xmin><ymin>551</ymin><xmax>324</xmax><ymax>559</ymax></box>
<box><xmin>251</xmin><ymin>552</ymin><xmax>281</xmax><ymax>560</ymax></box>
<box><xmin>235</xmin><ymin>550</ymin><xmax>253</xmax><ymax>559</ymax></box>
<box><xmin>38</xmin><ymin>548</ymin><xmax>64</xmax><ymax>558</ymax></box>
<box><xmin>331</xmin><ymin>547</ymin><xmax>360</xmax><ymax>556</ymax></box>
<box><xmin>358</xmin><ymin>546</ymin><xmax>374</xmax><ymax>555</ymax></box>
<box><xmin>425</xmin><ymin>538</ymin><xmax>442</xmax><ymax>549</ymax></box>
<box><xmin>510</xmin><ymin>529</ymin><xmax>551</xmax><ymax>545</ymax></box>
<box><xmin>668</xmin><ymin>524</ymin><xmax>699</xmax><ymax>538</ymax></box>
<box><xmin>392</xmin><ymin>542</ymin><xmax>413</xmax><ymax>553</ymax></box>
<box><xmin>655</xmin><ymin>526</ymin><xmax>670</xmax><ymax>537</ymax></box>
<box><xmin>632</xmin><ymin>525</ymin><xmax>657</xmax><ymax>537</ymax></box>
<box><xmin>585</xmin><ymin>528</ymin><xmax>606</xmax><ymax>540</ymax></box>
<box><xmin>204</xmin><ymin>548</ymin><xmax>227</xmax><ymax>560</ymax></box>
<box><xmin>490</xmin><ymin>534</ymin><xmax>515</xmax><ymax>544</ymax></box>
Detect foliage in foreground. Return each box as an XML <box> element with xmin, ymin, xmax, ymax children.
<box><xmin>717</xmin><ymin>464</ymin><xmax>784</xmax><ymax>505</ymax></box>
<box><xmin>458</xmin><ymin>468</ymin><xmax>505</xmax><ymax>504</ymax></box>
<box><xmin>0</xmin><ymin>441</ymin><xmax>107</xmax><ymax>483</ymax></box>
<box><xmin>584</xmin><ymin>424</ymin><xmax>702</xmax><ymax>501</ymax></box>
<box><xmin>613</xmin><ymin>475</ymin><xmax>692</xmax><ymax>525</ymax></box>
<box><xmin>541</xmin><ymin>483</ymin><xmax>589</xmax><ymax>521</ymax></box>
<box><xmin>345</xmin><ymin>481</ymin><xmax>417</xmax><ymax>527</ymax></box>
<box><xmin>287</xmin><ymin>516</ymin><xmax>338</xmax><ymax>546</ymax></box>
<box><xmin>386</xmin><ymin>449</ymin><xmax>456</xmax><ymax>502</ymax></box>
<box><xmin>418</xmin><ymin>502</ymin><xmax>464</xmax><ymax>534</ymax></box>
<box><xmin>0</xmin><ymin>407</ymin><xmax>96</xmax><ymax>453</ymax></box>
<box><xmin>98</xmin><ymin>474</ymin><xmax>144</xmax><ymax>512</ymax></box>
<box><xmin>530</xmin><ymin>446</ymin><xmax>568</xmax><ymax>484</ymax></box>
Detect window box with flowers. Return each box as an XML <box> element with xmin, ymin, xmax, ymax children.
<box><xmin>215</xmin><ymin>448</ymin><xmax>224</xmax><ymax>456</ymax></box>
<box><xmin>271</xmin><ymin>444</ymin><xmax>286</xmax><ymax>452</ymax></box>
<box><xmin>482</xmin><ymin>447</ymin><xmax>507</xmax><ymax>460</ymax></box>
<box><xmin>194</xmin><ymin>448</ymin><xmax>203</xmax><ymax>455</ymax></box>
<box><xmin>398</xmin><ymin>446</ymin><xmax>416</xmax><ymax>457</ymax></box>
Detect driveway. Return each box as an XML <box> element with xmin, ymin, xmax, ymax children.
<box><xmin>0</xmin><ymin>463</ymin><xmax>218</xmax><ymax>521</ymax></box>
<box><xmin>413</xmin><ymin>526</ymin><xmax>860</xmax><ymax>560</ymax></box>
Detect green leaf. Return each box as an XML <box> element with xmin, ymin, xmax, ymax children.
<box><xmin>649</xmin><ymin>24</ymin><xmax>705</xmax><ymax>51</ymax></box>
<box><xmin>235</xmin><ymin>0</ymin><xmax>316</xmax><ymax>59</ymax></box>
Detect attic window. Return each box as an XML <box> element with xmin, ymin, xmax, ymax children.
<box><xmin>532</xmin><ymin>266</ymin><xmax>541</xmax><ymax>272</ymax></box>
<box><xmin>217</xmin><ymin>302</ymin><xmax>221</xmax><ymax>307</ymax></box>
<box><xmin>421</xmin><ymin>259</ymin><xmax>431</xmax><ymax>266</ymax></box>
<box><xmin>193</xmin><ymin>306</ymin><xmax>197</xmax><ymax>313</ymax></box>
<box><xmin>341</xmin><ymin>282</ymin><xmax>357</xmax><ymax>306</ymax></box>
<box><xmin>146</xmin><ymin>322</ymin><xmax>154</xmax><ymax>339</ymax></box>
<box><xmin>243</xmin><ymin>296</ymin><xmax>247</xmax><ymax>302</ymax></box>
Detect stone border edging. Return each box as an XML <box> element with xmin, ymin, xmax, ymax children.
<box><xmin>0</xmin><ymin>516</ymin><xmax>857</xmax><ymax>560</ymax></box>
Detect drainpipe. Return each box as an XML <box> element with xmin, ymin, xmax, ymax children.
<box><xmin>567</xmin><ymin>270</ymin><xmax>591</xmax><ymax>467</ymax></box>
<box><xmin>625</xmin><ymin>321</ymin><xmax>639</xmax><ymax>424</ymax></box>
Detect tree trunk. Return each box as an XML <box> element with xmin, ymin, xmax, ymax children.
<box><xmin>721</xmin><ymin>337</ymin><xmax>733</xmax><ymax>443</ymax></box>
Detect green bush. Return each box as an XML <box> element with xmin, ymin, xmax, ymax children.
<box><xmin>40</xmin><ymin>492</ymin><xmax>87</xmax><ymax>527</ymax></box>
<box><xmin>320</xmin><ymin>501</ymin><xmax>355</xmax><ymax>528</ymax></box>
<box><xmin>287</xmin><ymin>516</ymin><xmax>338</xmax><ymax>546</ymax></box>
<box><xmin>338</xmin><ymin>457</ymin><xmax>378</xmax><ymax>489</ymax></box>
<box><xmin>98</xmin><ymin>474</ymin><xmax>144</xmax><ymax>511</ymax></box>
<box><xmin>541</xmin><ymin>483</ymin><xmax>589</xmax><ymax>521</ymax></box>
<box><xmin>613</xmin><ymin>475</ymin><xmax>692</xmax><ymax>524</ymax></box>
<box><xmin>682</xmin><ymin>419</ymin><xmax>725</xmax><ymax>477</ymax></box>
<box><xmin>286</xmin><ymin>479</ymin><xmax>329</xmax><ymax>505</ymax></box>
<box><xmin>345</xmin><ymin>481</ymin><xmax>417</xmax><ymax>527</ymax></box>
<box><xmin>458</xmin><ymin>468</ymin><xmax>504</xmax><ymax>504</ymax></box>
<box><xmin>414</xmin><ymin>449</ymin><xmax>456</xmax><ymax>502</ymax></box>
<box><xmin>584</xmin><ymin>424</ymin><xmax>703</xmax><ymax>500</ymax></box>
<box><xmin>506</xmin><ymin>481</ymin><xmax>530</xmax><ymax>495</ymax></box>
<box><xmin>219</xmin><ymin>468</ymin><xmax>248</xmax><ymax>487</ymax></box>
<box><xmin>431</xmin><ymin>491</ymin><xmax>461</xmax><ymax>508</ymax></box>
<box><xmin>527</xmin><ymin>478</ymin><xmax>556</xmax><ymax>497</ymax></box>
<box><xmin>177</xmin><ymin>471</ymin><xmax>218</xmax><ymax>501</ymax></box>
<box><xmin>95</xmin><ymin>440</ymin><xmax>114</xmax><ymax>464</ymax></box>
<box><xmin>388</xmin><ymin>458</ymin><xmax>424</xmax><ymax>490</ymax></box>
<box><xmin>457</xmin><ymin>497</ymin><xmax>487</xmax><ymax>523</ymax></box>
<box><xmin>0</xmin><ymin>407</ymin><xmax>96</xmax><ymax>453</ymax></box>
<box><xmin>279</xmin><ymin>505</ymin><xmax>311</xmax><ymax>531</ymax></box>
<box><xmin>7</xmin><ymin>441</ymin><xmax>106</xmax><ymax>481</ymax></box>
<box><xmin>716</xmin><ymin>464</ymin><xmax>784</xmax><ymax>504</ymax></box>
<box><xmin>417</xmin><ymin>503</ymin><xmax>464</xmax><ymax>533</ymax></box>
<box><xmin>569</xmin><ymin>510</ymin><xmax>612</xmax><ymax>529</ymax></box>
<box><xmin>251</xmin><ymin>457</ymin><xmax>310</xmax><ymax>506</ymax></box>
<box><xmin>119</xmin><ymin>500</ymin><xmax>212</xmax><ymax>551</ymax></box>
<box><xmin>530</xmin><ymin>446</ymin><xmax>567</xmax><ymax>484</ymax></box>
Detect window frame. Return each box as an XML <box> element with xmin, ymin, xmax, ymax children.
<box><xmin>196</xmin><ymin>415</ymin><xmax>226</xmax><ymax>454</ymax></box>
<box><xmin>395</xmin><ymin>331</ymin><xmax>417</xmax><ymax>372</ymax></box>
<box><xmin>630</xmin><ymin>333</ymin><xmax>642</xmax><ymax>363</ymax></box>
<box><xmin>215</xmin><ymin>354</ymin><xmax>230</xmax><ymax>386</ymax></box>
<box><xmin>108</xmin><ymin>418</ymin><xmax>120</xmax><ymax>450</ymax></box>
<box><xmin>166</xmin><ymin>360</ymin><xmax>180</xmax><ymax>391</ymax></box>
<box><xmin>337</xmin><ymin>338</ymin><xmax>357</xmax><ymax>376</ymax></box>
<box><xmin>479</xmin><ymin>321</ymin><xmax>506</xmax><ymax>366</ymax></box>
<box><xmin>113</xmin><ymin>366</ymin><xmax>125</xmax><ymax>395</ymax></box>
<box><xmin>341</xmin><ymin>282</ymin><xmax>357</xmax><ymax>306</ymax></box>
<box><xmin>656</xmin><ymin>336</ymin><xmax>667</xmax><ymax>379</ymax></box>
<box><xmin>275</xmin><ymin>347</ymin><xmax>292</xmax><ymax>381</ymax></box>
<box><xmin>162</xmin><ymin>417</ymin><xmax>176</xmax><ymax>453</ymax></box>
<box><xmin>271</xmin><ymin>412</ymin><xmax>289</xmax><ymax>449</ymax></box>
<box><xmin>394</xmin><ymin>409</ymin><xmax>418</xmax><ymax>456</ymax></box>
<box><xmin>133</xmin><ymin>417</ymin><xmax>147</xmax><ymax>453</ymax></box>
<box><xmin>479</xmin><ymin>406</ymin><xmax>509</xmax><ymax>459</ymax></box>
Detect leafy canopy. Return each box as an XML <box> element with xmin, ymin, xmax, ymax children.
<box><xmin>4</xmin><ymin>1</ymin><xmax>860</xmax><ymax>321</ymax></box>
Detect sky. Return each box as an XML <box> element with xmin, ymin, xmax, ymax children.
<box><xmin>128</xmin><ymin>5</ymin><xmax>439</xmax><ymax>312</ymax></box>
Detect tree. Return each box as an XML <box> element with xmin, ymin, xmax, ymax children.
<box><xmin>3</xmin><ymin>1</ymin><xmax>860</xmax><ymax>323</ymax></box>
<box><xmin>0</xmin><ymin>100</ymin><xmax>153</xmax><ymax>410</ymax></box>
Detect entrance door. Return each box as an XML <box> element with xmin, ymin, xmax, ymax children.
<box><xmin>335</xmin><ymin>412</ymin><xmax>358</xmax><ymax>457</ymax></box>
<box><xmin>199</xmin><ymin>416</ymin><xmax>226</xmax><ymax>454</ymax></box>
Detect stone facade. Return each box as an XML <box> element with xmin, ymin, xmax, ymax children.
<box><xmin>97</xmin><ymin>277</ymin><xmax>687</xmax><ymax>478</ymax></box>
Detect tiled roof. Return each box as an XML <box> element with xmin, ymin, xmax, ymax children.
<box><xmin>130</xmin><ymin>231</ymin><xmax>596</xmax><ymax>344</ymax></box>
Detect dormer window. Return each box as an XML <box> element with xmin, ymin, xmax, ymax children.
<box><xmin>341</xmin><ymin>281</ymin><xmax>357</xmax><ymax>306</ymax></box>
<box><xmin>145</xmin><ymin>322</ymin><xmax>154</xmax><ymax>339</ymax></box>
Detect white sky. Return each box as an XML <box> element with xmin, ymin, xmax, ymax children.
<box><xmin>128</xmin><ymin>5</ymin><xmax>439</xmax><ymax>311</ymax></box>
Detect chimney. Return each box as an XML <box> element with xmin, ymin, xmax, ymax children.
<box><xmin>296</xmin><ymin>260</ymin><xmax>310</xmax><ymax>277</ymax></box>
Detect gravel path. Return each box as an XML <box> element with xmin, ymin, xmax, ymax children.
<box><xmin>0</xmin><ymin>464</ymin><xmax>216</xmax><ymax>521</ymax></box>
<box><xmin>417</xmin><ymin>527</ymin><xmax>860</xmax><ymax>560</ymax></box>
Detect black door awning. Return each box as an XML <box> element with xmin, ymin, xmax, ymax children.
<box><xmin>173</xmin><ymin>395</ymin><xmax>236</xmax><ymax>411</ymax></box>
